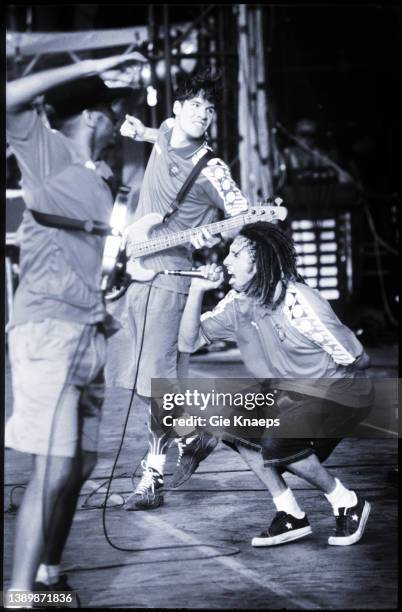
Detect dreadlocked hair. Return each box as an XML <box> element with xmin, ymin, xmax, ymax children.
<box><xmin>174</xmin><ymin>66</ymin><xmax>222</xmax><ymax>105</ymax></box>
<box><xmin>239</xmin><ymin>222</ymin><xmax>304</xmax><ymax>309</ymax></box>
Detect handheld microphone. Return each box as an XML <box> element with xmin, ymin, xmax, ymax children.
<box><xmin>162</xmin><ymin>269</ymin><xmax>221</xmax><ymax>280</ymax></box>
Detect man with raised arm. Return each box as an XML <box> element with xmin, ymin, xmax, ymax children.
<box><xmin>106</xmin><ymin>67</ymin><xmax>249</xmax><ymax>510</ymax></box>
<box><xmin>5</xmin><ymin>52</ymin><xmax>145</xmax><ymax>602</ymax></box>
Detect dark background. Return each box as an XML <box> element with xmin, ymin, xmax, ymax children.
<box><xmin>6</xmin><ymin>3</ymin><xmax>400</xmax><ymax>336</ymax></box>
<box><xmin>7</xmin><ymin>3</ymin><xmax>399</xmax><ymax>191</ymax></box>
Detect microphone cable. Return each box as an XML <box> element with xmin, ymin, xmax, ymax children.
<box><xmin>5</xmin><ymin>277</ymin><xmax>239</xmax><ymax>563</ymax></box>
<box><xmin>99</xmin><ymin>273</ymin><xmax>240</xmax><ymax>559</ymax></box>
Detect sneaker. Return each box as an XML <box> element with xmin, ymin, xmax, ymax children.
<box><xmin>252</xmin><ymin>512</ymin><xmax>312</xmax><ymax>547</ymax></box>
<box><xmin>171</xmin><ymin>432</ymin><xmax>219</xmax><ymax>489</ymax></box>
<box><xmin>328</xmin><ymin>495</ymin><xmax>371</xmax><ymax>546</ymax></box>
<box><xmin>125</xmin><ymin>460</ymin><xmax>164</xmax><ymax>510</ymax></box>
<box><xmin>33</xmin><ymin>575</ymin><xmax>80</xmax><ymax>607</ymax></box>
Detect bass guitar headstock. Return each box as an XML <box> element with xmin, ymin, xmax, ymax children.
<box><xmin>246</xmin><ymin>196</ymin><xmax>288</xmax><ymax>223</ymax></box>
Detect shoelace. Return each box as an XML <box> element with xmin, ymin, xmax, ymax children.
<box><xmin>176</xmin><ymin>435</ymin><xmax>198</xmax><ymax>466</ymax></box>
<box><xmin>176</xmin><ymin>439</ymin><xmax>186</xmax><ymax>466</ymax></box>
<box><xmin>134</xmin><ymin>460</ymin><xmax>157</xmax><ymax>495</ymax></box>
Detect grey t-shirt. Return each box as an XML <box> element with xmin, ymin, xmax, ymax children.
<box><xmin>131</xmin><ymin>118</ymin><xmax>248</xmax><ymax>293</ymax></box>
<box><xmin>7</xmin><ymin>109</ymin><xmax>113</xmax><ymax>329</ymax></box>
<box><xmin>196</xmin><ymin>282</ymin><xmax>372</xmax><ymax>407</ymax></box>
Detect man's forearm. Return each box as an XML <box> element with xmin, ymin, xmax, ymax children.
<box><xmin>6</xmin><ymin>53</ymin><xmax>142</xmax><ymax>111</ymax></box>
<box><xmin>140</xmin><ymin>127</ymin><xmax>158</xmax><ymax>143</ymax></box>
<box><xmin>6</xmin><ymin>61</ymin><xmax>97</xmax><ymax>111</ymax></box>
<box><xmin>178</xmin><ymin>286</ymin><xmax>206</xmax><ymax>352</ymax></box>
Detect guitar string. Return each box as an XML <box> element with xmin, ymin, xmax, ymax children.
<box><xmin>128</xmin><ymin>208</ymin><xmax>283</xmax><ymax>258</ymax></box>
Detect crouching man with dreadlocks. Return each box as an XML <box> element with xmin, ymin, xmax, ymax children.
<box><xmin>176</xmin><ymin>223</ymin><xmax>373</xmax><ymax>547</ymax></box>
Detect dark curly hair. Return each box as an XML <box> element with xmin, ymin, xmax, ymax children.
<box><xmin>239</xmin><ymin>222</ymin><xmax>304</xmax><ymax>309</ymax></box>
<box><xmin>173</xmin><ymin>66</ymin><xmax>222</xmax><ymax>105</ymax></box>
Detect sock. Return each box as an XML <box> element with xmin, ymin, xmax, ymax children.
<box><xmin>35</xmin><ymin>563</ymin><xmax>60</xmax><ymax>586</ymax></box>
<box><xmin>325</xmin><ymin>478</ymin><xmax>357</xmax><ymax>515</ymax></box>
<box><xmin>146</xmin><ymin>453</ymin><xmax>166</xmax><ymax>475</ymax></box>
<box><xmin>273</xmin><ymin>488</ymin><xmax>305</xmax><ymax>519</ymax></box>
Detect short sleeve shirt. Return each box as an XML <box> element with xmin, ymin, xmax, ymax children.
<box><xmin>132</xmin><ymin>119</ymin><xmax>248</xmax><ymax>293</ymax></box>
<box><xmin>196</xmin><ymin>283</ymin><xmax>372</xmax><ymax>407</ymax></box>
<box><xmin>6</xmin><ymin>109</ymin><xmax>114</xmax><ymax>329</ymax></box>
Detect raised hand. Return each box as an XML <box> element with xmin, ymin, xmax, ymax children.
<box><xmin>120</xmin><ymin>115</ymin><xmax>146</xmax><ymax>140</ymax></box>
<box><xmin>6</xmin><ymin>51</ymin><xmax>147</xmax><ymax>112</ymax></box>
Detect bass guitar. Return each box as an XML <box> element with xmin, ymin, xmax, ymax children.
<box><xmin>104</xmin><ymin>201</ymin><xmax>288</xmax><ymax>301</ymax></box>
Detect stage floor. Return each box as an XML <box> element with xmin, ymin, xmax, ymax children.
<box><xmin>3</xmin><ymin>342</ymin><xmax>398</xmax><ymax>609</ymax></box>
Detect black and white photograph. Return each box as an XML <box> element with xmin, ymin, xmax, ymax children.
<box><xmin>3</xmin><ymin>3</ymin><xmax>399</xmax><ymax>609</ymax></box>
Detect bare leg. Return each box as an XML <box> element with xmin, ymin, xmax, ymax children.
<box><xmin>236</xmin><ymin>443</ymin><xmax>306</xmax><ymax>523</ymax></box>
<box><xmin>236</xmin><ymin>443</ymin><xmax>288</xmax><ymax>497</ymax></box>
<box><xmin>287</xmin><ymin>452</ymin><xmax>336</xmax><ymax>494</ymax></box>
<box><xmin>41</xmin><ymin>451</ymin><xmax>97</xmax><ymax>565</ymax></box>
<box><xmin>10</xmin><ymin>454</ymin><xmax>76</xmax><ymax>590</ymax></box>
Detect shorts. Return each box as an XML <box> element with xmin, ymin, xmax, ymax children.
<box><xmin>5</xmin><ymin>319</ymin><xmax>106</xmax><ymax>458</ymax></box>
<box><xmin>221</xmin><ymin>390</ymin><xmax>371</xmax><ymax>467</ymax></box>
<box><xmin>105</xmin><ymin>283</ymin><xmax>189</xmax><ymax>396</ymax></box>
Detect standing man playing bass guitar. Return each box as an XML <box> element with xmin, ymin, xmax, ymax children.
<box><xmin>106</xmin><ymin>67</ymin><xmax>250</xmax><ymax>510</ymax></box>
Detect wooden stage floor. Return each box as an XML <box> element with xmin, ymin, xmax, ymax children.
<box><xmin>3</xmin><ymin>343</ymin><xmax>399</xmax><ymax>609</ymax></box>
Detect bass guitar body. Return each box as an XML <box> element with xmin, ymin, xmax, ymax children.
<box><xmin>125</xmin><ymin>213</ymin><xmax>166</xmax><ymax>282</ymax></box>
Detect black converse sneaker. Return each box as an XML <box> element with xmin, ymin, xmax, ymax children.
<box><xmin>125</xmin><ymin>461</ymin><xmax>164</xmax><ymax>510</ymax></box>
<box><xmin>328</xmin><ymin>494</ymin><xmax>371</xmax><ymax>546</ymax></box>
<box><xmin>252</xmin><ymin>512</ymin><xmax>312</xmax><ymax>547</ymax></box>
<box><xmin>171</xmin><ymin>432</ymin><xmax>219</xmax><ymax>488</ymax></box>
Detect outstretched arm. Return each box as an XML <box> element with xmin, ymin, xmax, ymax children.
<box><xmin>120</xmin><ymin>114</ymin><xmax>158</xmax><ymax>144</ymax></box>
<box><xmin>6</xmin><ymin>52</ymin><xmax>146</xmax><ymax>112</ymax></box>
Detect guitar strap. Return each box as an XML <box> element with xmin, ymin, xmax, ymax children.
<box><xmin>30</xmin><ymin>209</ymin><xmax>113</xmax><ymax>236</ymax></box>
<box><xmin>162</xmin><ymin>149</ymin><xmax>216</xmax><ymax>222</ymax></box>
<box><xmin>31</xmin><ymin>149</ymin><xmax>216</xmax><ymax>231</ymax></box>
